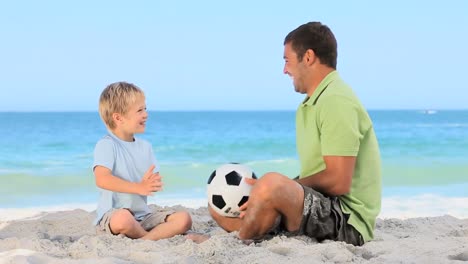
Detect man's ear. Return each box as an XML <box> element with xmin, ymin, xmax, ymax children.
<box><xmin>305</xmin><ymin>49</ymin><xmax>316</xmax><ymax>65</ymax></box>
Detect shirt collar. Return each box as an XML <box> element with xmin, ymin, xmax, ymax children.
<box><xmin>301</xmin><ymin>70</ymin><xmax>339</xmax><ymax>107</ymax></box>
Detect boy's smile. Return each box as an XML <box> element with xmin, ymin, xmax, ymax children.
<box><xmin>114</xmin><ymin>96</ymin><xmax>148</xmax><ymax>141</ymax></box>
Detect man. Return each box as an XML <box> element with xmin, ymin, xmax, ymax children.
<box><xmin>209</xmin><ymin>21</ymin><xmax>381</xmax><ymax>246</ymax></box>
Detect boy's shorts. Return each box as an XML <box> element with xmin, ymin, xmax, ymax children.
<box><xmin>276</xmin><ymin>185</ymin><xmax>364</xmax><ymax>246</ymax></box>
<box><xmin>96</xmin><ymin>208</ymin><xmax>175</xmax><ymax>235</ymax></box>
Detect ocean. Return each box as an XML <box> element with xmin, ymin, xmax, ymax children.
<box><xmin>1</xmin><ymin>110</ymin><xmax>467</xmax><ymax>219</ymax></box>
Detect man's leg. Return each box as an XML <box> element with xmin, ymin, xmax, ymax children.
<box><xmin>238</xmin><ymin>172</ymin><xmax>304</xmax><ymax>240</ymax></box>
<box><xmin>208</xmin><ymin>172</ymin><xmax>304</xmax><ymax>240</ymax></box>
<box><xmin>208</xmin><ymin>205</ymin><xmax>243</xmax><ymax>232</ymax></box>
<box><xmin>210</xmin><ymin>173</ymin><xmax>364</xmax><ymax>245</ymax></box>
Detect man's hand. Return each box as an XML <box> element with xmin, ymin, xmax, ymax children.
<box><xmin>138</xmin><ymin>165</ymin><xmax>163</xmax><ymax>196</ymax></box>
<box><xmin>239</xmin><ymin>177</ymin><xmax>257</xmax><ymax>218</ymax></box>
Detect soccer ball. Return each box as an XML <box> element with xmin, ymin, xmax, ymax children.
<box><xmin>207</xmin><ymin>163</ymin><xmax>257</xmax><ymax>218</ymax></box>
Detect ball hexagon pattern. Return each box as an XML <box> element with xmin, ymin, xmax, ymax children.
<box><xmin>207</xmin><ymin>163</ymin><xmax>257</xmax><ymax>217</ymax></box>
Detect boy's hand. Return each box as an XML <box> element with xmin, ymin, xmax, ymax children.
<box><xmin>239</xmin><ymin>177</ymin><xmax>257</xmax><ymax>218</ymax></box>
<box><xmin>138</xmin><ymin>165</ymin><xmax>163</xmax><ymax>196</ymax></box>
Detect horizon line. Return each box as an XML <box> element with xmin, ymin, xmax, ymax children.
<box><xmin>0</xmin><ymin>108</ymin><xmax>467</xmax><ymax>113</ymax></box>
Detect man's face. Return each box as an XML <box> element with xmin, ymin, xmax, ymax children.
<box><xmin>283</xmin><ymin>42</ymin><xmax>308</xmax><ymax>94</ymax></box>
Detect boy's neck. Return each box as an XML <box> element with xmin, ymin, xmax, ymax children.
<box><xmin>110</xmin><ymin>128</ymin><xmax>135</xmax><ymax>142</ymax></box>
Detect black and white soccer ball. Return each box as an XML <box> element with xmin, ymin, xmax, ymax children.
<box><xmin>207</xmin><ymin>163</ymin><xmax>257</xmax><ymax>218</ymax></box>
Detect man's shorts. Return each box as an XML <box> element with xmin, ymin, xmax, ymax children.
<box><xmin>96</xmin><ymin>208</ymin><xmax>176</xmax><ymax>235</ymax></box>
<box><xmin>295</xmin><ymin>185</ymin><xmax>364</xmax><ymax>246</ymax></box>
<box><xmin>274</xmin><ymin>185</ymin><xmax>364</xmax><ymax>246</ymax></box>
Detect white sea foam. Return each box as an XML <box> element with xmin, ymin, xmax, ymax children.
<box><xmin>379</xmin><ymin>195</ymin><xmax>468</xmax><ymax>219</ymax></box>
<box><xmin>0</xmin><ymin>203</ymin><xmax>97</xmax><ymax>222</ymax></box>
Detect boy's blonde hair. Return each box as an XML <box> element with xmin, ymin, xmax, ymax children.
<box><xmin>99</xmin><ymin>82</ymin><xmax>145</xmax><ymax>129</ymax></box>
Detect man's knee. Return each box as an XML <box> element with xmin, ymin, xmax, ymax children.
<box><xmin>252</xmin><ymin>172</ymin><xmax>288</xmax><ymax>201</ymax></box>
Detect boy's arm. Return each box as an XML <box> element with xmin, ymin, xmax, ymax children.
<box><xmin>94</xmin><ymin>165</ymin><xmax>161</xmax><ymax>196</ymax></box>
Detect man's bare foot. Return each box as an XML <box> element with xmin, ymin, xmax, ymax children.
<box><xmin>185</xmin><ymin>233</ymin><xmax>210</xmax><ymax>244</ymax></box>
<box><xmin>241</xmin><ymin>238</ymin><xmax>254</xmax><ymax>245</ymax></box>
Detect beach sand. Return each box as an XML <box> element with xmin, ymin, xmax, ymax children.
<box><xmin>0</xmin><ymin>205</ymin><xmax>467</xmax><ymax>264</ymax></box>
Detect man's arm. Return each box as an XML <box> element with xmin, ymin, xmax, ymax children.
<box><xmin>296</xmin><ymin>155</ymin><xmax>356</xmax><ymax>196</ymax></box>
<box><xmin>94</xmin><ymin>165</ymin><xmax>161</xmax><ymax>196</ymax></box>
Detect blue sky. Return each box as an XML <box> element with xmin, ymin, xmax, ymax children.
<box><xmin>1</xmin><ymin>1</ymin><xmax>467</xmax><ymax>111</ymax></box>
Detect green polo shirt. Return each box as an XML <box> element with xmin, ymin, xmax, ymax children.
<box><xmin>296</xmin><ymin>71</ymin><xmax>381</xmax><ymax>242</ymax></box>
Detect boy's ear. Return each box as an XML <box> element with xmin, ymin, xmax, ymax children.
<box><xmin>112</xmin><ymin>112</ymin><xmax>122</xmax><ymax>124</ymax></box>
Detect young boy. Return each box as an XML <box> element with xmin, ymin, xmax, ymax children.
<box><xmin>93</xmin><ymin>81</ymin><xmax>194</xmax><ymax>241</ymax></box>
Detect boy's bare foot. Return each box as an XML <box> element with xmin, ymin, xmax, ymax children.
<box><xmin>185</xmin><ymin>233</ymin><xmax>210</xmax><ymax>244</ymax></box>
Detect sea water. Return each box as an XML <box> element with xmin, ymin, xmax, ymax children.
<box><xmin>0</xmin><ymin>110</ymin><xmax>467</xmax><ymax>218</ymax></box>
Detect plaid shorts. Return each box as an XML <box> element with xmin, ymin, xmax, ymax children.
<box><xmin>96</xmin><ymin>208</ymin><xmax>175</xmax><ymax>235</ymax></box>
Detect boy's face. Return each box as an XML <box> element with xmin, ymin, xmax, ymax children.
<box><xmin>115</xmin><ymin>95</ymin><xmax>148</xmax><ymax>140</ymax></box>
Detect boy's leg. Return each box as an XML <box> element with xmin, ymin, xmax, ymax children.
<box><xmin>141</xmin><ymin>211</ymin><xmax>192</xmax><ymax>241</ymax></box>
<box><xmin>108</xmin><ymin>209</ymin><xmax>148</xmax><ymax>238</ymax></box>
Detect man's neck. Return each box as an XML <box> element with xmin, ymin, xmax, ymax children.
<box><xmin>306</xmin><ymin>67</ymin><xmax>335</xmax><ymax>97</ymax></box>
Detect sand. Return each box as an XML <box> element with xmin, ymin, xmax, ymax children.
<box><xmin>0</xmin><ymin>205</ymin><xmax>467</xmax><ymax>264</ymax></box>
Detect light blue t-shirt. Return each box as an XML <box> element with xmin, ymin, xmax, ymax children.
<box><xmin>92</xmin><ymin>132</ymin><xmax>158</xmax><ymax>225</ymax></box>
